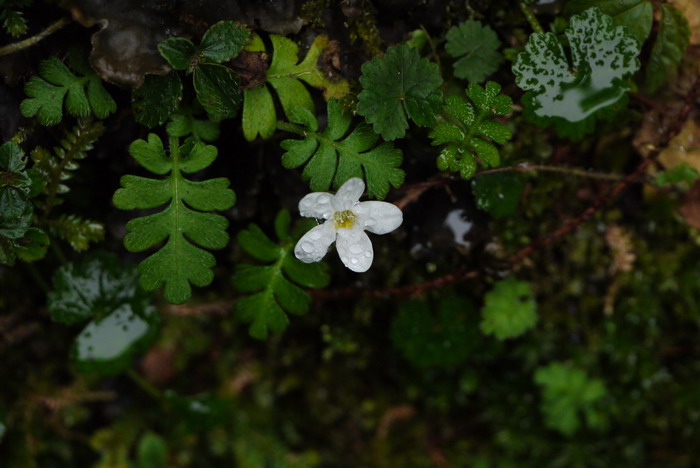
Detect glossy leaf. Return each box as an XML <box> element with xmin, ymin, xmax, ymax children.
<box><xmin>430</xmin><ymin>82</ymin><xmax>512</xmax><ymax>179</ymax></box>
<box><xmin>233</xmin><ymin>211</ymin><xmax>330</xmax><ymax>339</ymax></box>
<box><xmin>480</xmin><ymin>277</ymin><xmax>537</xmax><ymax>340</ymax></box>
<box><xmin>564</xmin><ymin>0</ymin><xmax>653</xmax><ymax>44</ymax></box>
<box><xmin>280</xmin><ymin>99</ymin><xmax>405</xmax><ymax>200</ymax></box>
<box><xmin>472</xmin><ymin>172</ymin><xmax>525</xmax><ymax>218</ymax></box>
<box><xmin>0</xmin><ymin>141</ymin><xmax>32</xmax><ymax>241</ymax></box>
<box><xmin>534</xmin><ymin>363</ymin><xmax>608</xmax><ymax>435</ymax></box>
<box><xmin>357</xmin><ymin>43</ymin><xmax>443</xmax><ymax>141</ymax></box>
<box><xmin>14</xmin><ymin>227</ymin><xmax>49</xmax><ymax>262</ymax></box>
<box><xmin>132</xmin><ymin>73</ymin><xmax>183</xmax><ymax>128</ymax></box>
<box><xmin>390</xmin><ymin>297</ymin><xmax>480</xmax><ymax>369</ymax></box>
<box><xmin>199</xmin><ymin>21</ymin><xmax>249</xmax><ymax>63</ymax></box>
<box><xmin>513</xmin><ymin>8</ymin><xmax>640</xmax><ymax>140</ymax></box>
<box><xmin>193</xmin><ymin>64</ymin><xmax>242</xmax><ymax>120</ymax></box>
<box><xmin>645</xmin><ymin>4</ymin><xmax>690</xmax><ymax>93</ymax></box>
<box><xmin>113</xmin><ymin>135</ymin><xmax>235</xmax><ymax>304</ymax></box>
<box><xmin>445</xmin><ymin>20</ymin><xmax>502</xmax><ymax>83</ymax></box>
<box><xmin>242</xmin><ymin>34</ymin><xmax>350</xmax><ymax>141</ymax></box>
<box><xmin>20</xmin><ymin>54</ymin><xmax>116</xmax><ymax>126</ymax></box>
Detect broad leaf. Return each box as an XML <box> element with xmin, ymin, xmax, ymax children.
<box><xmin>472</xmin><ymin>172</ymin><xmax>525</xmax><ymax>218</ymax></box>
<box><xmin>192</xmin><ymin>64</ymin><xmax>241</xmax><ymax>120</ymax></box>
<box><xmin>564</xmin><ymin>0</ymin><xmax>653</xmax><ymax>44</ymax></box>
<box><xmin>445</xmin><ymin>20</ymin><xmax>502</xmax><ymax>83</ymax></box>
<box><xmin>513</xmin><ymin>8</ymin><xmax>640</xmax><ymax>140</ymax></box>
<box><xmin>233</xmin><ymin>210</ymin><xmax>330</xmax><ymax>339</ymax></box>
<box><xmin>280</xmin><ymin>99</ymin><xmax>405</xmax><ymax>200</ymax></box>
<box><xmin>480</xmin><ymin>277</ymin><xmax>537</xmax><ymax>340</ymax></box>
<box><xmin>242</xmin><ymin>34</ymin><xmax>350</xmax><ymax>141</ymax></box>
<box><xmin>132</xmin><ymin>73</ymin><xmax>183</xmax><ymax>128</ymax></box>
<box><xmin>357</xmin><ymin>43</ymin><xmax>443</xmax><ymax>141</ymax></box>
<box><xmin>113</xmin><ymin>134</ymin><xmax>236</xmax><ymax>304</ymax></box>
<box><xmin>645</xmin><ymin>4</ymin><xmax>690</xmax><ymax>92</ymax></box>
<box><xmin>20</xmin><ymin>53</ymin><xmax>116</xmax><ymax>126</ymax></box>
<box><xmin>390</xmin><ymin>297</ymin><xmax>480</xmax><ymax>369</ymax></box>
<box><xmin>430</xmin><ymin>82</ymin><xmax>512</xmax><ymax>179</ymax></box>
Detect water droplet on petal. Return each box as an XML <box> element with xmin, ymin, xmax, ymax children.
<box><xmin>302</xmin><ymin>242</ymin><xmax>315</xmax><ymax>253</ymax></box>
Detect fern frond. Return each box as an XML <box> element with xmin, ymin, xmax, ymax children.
<box><xmin>48</xmin><ymin>214</ymin><xmax>104</xmax><ymax>251</ymax></box>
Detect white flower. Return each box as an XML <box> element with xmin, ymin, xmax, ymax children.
<box><xmin>294</xmin><ymin>178</ymin><xmax>403</xmax><ymax>273</ymax></box>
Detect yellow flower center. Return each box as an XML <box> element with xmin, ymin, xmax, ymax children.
<box><xmin>333</xmin><ymin>210</ymin><xmax>357</xmax><ymax>230</ymax></box>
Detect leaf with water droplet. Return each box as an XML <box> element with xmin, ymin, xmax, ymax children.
<box><xmin>513</xmin><ymin>8</ymin><xmax>640</xmax><ymax>140</ymax></box>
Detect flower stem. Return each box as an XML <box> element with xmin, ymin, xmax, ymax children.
<box><xmin>0</xmin><ymin>17</ymin><xmax>72</xmax><ymax>56</ymax></box>
<box><xmin>518</xmin><ymin>2</ymin><xmax>545</xmax><ymax>34</ymax></box>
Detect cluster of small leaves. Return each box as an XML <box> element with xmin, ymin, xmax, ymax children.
<box><xmin>534</xmin><ymin>362</ymin><xmax>608</xmax><ymax>435</ymax></box>
<box><xmin>47</xmin><ymin>253</ymin><xmax>159</xmax><ymax>374</ymax></box>
<box><xmin>480</xmin><ymin>277</ymin><xmax>537</xmax><ymax>340</ymax></box>
<box><xmin>0</xmin><ymin>141</ymin><xmax>49</xmax><ymax>265</ymax></box>
<box><xmin>280</xmin><ymin>99</ymin><xmax>404</xmax><ymax>200</ymax></box>
<box><xmin>357</xmin><ymin>43</ymin><xmax>443</xmax><ymax>141</ymax></box>
<box><xmin>445</xmin><ymin>20</ymin><xmax>502</xmax><ymax>83</ymax></box>
<box><xmin>429</xmin><ymin>82</ymin><xmax>512</xmax><ymax>179</ymax></box>
<box><xmin>390</xmin><ymin>297</ymin><xmax>480</xmax><ymax>369</ymax></box>
<box><xmin>564</xmin><ymin>1</ymin><xmax>690</xmax><ymax>92</ymax></box>
<box><xmin>0</xmin><ymin>0</ymin><xmax>31</xmax><ymax>37</ymax></box>
<box><xmin>242</xmin><ymin>33</ymin><xmax>350</xmax><ymax>141</ymax></box>
<box><xmin>155</xmin><ymin>21</ymin><xmax>249</xmax><ymax>123</ymax></box>
<box><xmin>513</xmin><ymin>8</ymin><xmax>640</xmax><ymax>140</ymax></box>
<box><xmin>113</xmin><ymin>135</ymin><xmax>235</xmax><ymax>304</ymax></box>
<box><xmin>21</xmin><ymin>50</ymin><xmax>116</xmax><ymax>126</ymax></box>
<box><xmin>233</xmin><ymin>210</ymin><xmax>330</xmax><ymax>339</ymax></box>
<box><xmin>655</xmin><ymin>163</ymin><xmax>699</xmax><ymax>188</ymax></box>
<box><xmin>29</xmin><ymin>119</ymin><xmax>105</xmax><ymax>251</ymax></box>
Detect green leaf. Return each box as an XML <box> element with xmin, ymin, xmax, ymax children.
<box><xmin>164</xmin><ymin>391</ymin><xmax>233</xmax><ymax>431</ymax></box>
<box><xmin>199</xmin><ymin>21</ymin><xmax>249</xmax><ymax>63</ymax></box>
<box><xmin>157</xmin><ymin>37</ymin><xmax>197</xmax><ymax>70</ymax></box>
<box><xmin>14</xmin><ymin>227</ymin><xmax>49</xmax><ymax>262</ymax></box>
<box><xmin>242</xmin><ymin>34</ymin><xmax>350</xmax><ymax>141</ymax></box>
<box><xmin>1</xmin><ymin>8</ymin><xmax>28</xmax><ymax>37</ymax></box>
<box><xmin>166</xmin><ymin>110</ymin><xmax>220</xmax><ymax>142</ymax></box>
<box><xmin>655</xmin><ymin>163</ymin><xmax>699</xmax><ymax>187</ymax></box>
<box><xmin>430</xmin><ymin>82</ymin><xmax>512</xmax><ymax>179</ymax></box>
<box><xmin>445</xmin><ymin>20</ymin><xmax>502</xmax><ymax>83</ymax></box>
<box><xmin>20</xmin><ymin>55</ymin><xmax>116</xmax><ymax>126</ymax></box>
<box><xmin>390</xmin><ymin>297</ymin><xmax>480</xmax><ymax>369</ymax></box>
<box><xmin>48</xmin><ymin>214</ymin><xmax>104</xmax><ymax>251</ymax></box>
<box><xmin>72</xmin><ymin>302</ymin><xmax>160</xmax><ymax>374</ymax></box>
<box><xmin>193</xmin><ymin>64</ymin><xmax>242</xmax><ymax>120</ymax></box>
<box><xmin>280</xmin><ymin>99</ymin><xmax>405</xmax><ymax>200</ymax></box>
<box><xmin>564</xmin><ymin>0</ymin><xmax>653</xmax><ymax>44</ymax></box>
<box><xmin>534</xmin><ymin>363</ymin><xmax>608</xmax><ymax>435</ymax></box>
<box><xmin>113</xmin><ymin>135</ymin><xmax>236</xmax><ymax>304</ymax></box>
<box><xmin>136</xmin><ymin>433</ymin><xmax>169</xmax><ymax>468</ymax></box>
<box><xmin>132</xmin><ymin>73</ymin><xmax>183</xmax><ymax>128</ymax></box>
<box><xmin>48</xmin><ymin>252</ymin><xmax>147</xmax><ymax>324</ymax></box>
<box><xmin>233</xmin><ymin>210</ymin><xmax>330</xmax><ymax>339</ymax></box>
<box><xmin>480</xmin><ymin>277</ymin><xmax>537</xmax><ymax>340</ymax></box>
<box><xmin>357</xmin><ymin>43</ymin><xmax>443</xmax><ymax>141</ymax></box>
<box><xmin>472</xmin><ymin>172</ymin><xmax>525</xmax><ymax>218</ymax></box>
<box><xmin>0</xmin><ymin>141</ymin><xmax>33</xmax><ymax>249</ymax></box>
<box><xmin>645</xmin><ymin>4</ymin><xmax>690</xmax><ymax>93</ymax></box>
<box><xmin>513</xmin><ymin>8</ymin><xmax>640</xmax><ymax>140</ymax></box>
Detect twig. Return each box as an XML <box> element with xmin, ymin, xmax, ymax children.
<box><xmin>0</xmin><ymin>17</ymin><xmax>71</xmax><ymax>56</ymax></box>
<box><xmin>518</xmin><ymin>1</ymin><xmax>544</xmax><ymax>34</ymax></box>
<box><xmin>477</xmin><ymin>163</ymin><xmax>623</xmax><ymax>181</ymax></box>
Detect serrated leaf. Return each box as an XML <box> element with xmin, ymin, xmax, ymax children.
<box><xmin>113</xmin><ymin>135</ymin><xmax>235</xmax><ymax>304</ymax></box>
<box><xmin>20</xmin><ymin>56</ymin><xmax>116</xmax><ymax>126</ymax></box>
<box><xmin>280</xmin><ymin>99</ymin><xmax>405</xmax><ymax>200</ymax></box>
<box><xmin>472</xmin><ymin>172</ymin><xmax>525</xmax><ymax>218</ymax></box>
<box><xmin>158</xmin><ymin>37</ymin><xmax>197</xmax><ymax>70</ymax></box>
<box><xmin>48</xmin><ymin>252</ymin><xmax>147</xmax><ymax>324</ymax></box>
<box><xmin>1</xmin><ymin>8</ymin><xmax>27</xmax><ymax>37</ymax></box>
<box><xmin>534</xmin><ymin>363</ymin><xmax>608</xmax><ymax>435</ymax></box>
<box><xmin>480</xmin><ymin>277</ymin><xmax>537</xmax><ymax>340</ymax></box>
<box><xmin>445</xmin><ymin>20</ymin><xmax>502</xmax><ymax>83</ymax></box>
<box><xmin>132</xmin><ymin>73</ymin><xmax>183</xmax><ymax>128</ymax></box>
<box><xmin>390</xmin><ymin>297</ymin><xmax>480</xmax><ymax>369</ymax></box>
<box><xmin>193</xmin><ymin>64</ymin><xmax>242</xmax><ymax>120</ymax></box>
<box><xmin>564</xmin><ymin>0</ymin><xmax>653</xmax><ymax>44</ymax></box>
<box><xmin>357</xmin><ymin>43</ymin><xmax>443</xmax><ymax>141</ymax></box>
<box><xmin>645</xmin><ymin>4</ymin><xmax>690</xmax><ymax>93</ymax></box>
<box><xmin>430</xmin><ymin>82</ymin><xmax>512</xmax><ymax>179</ymax></box>
<box><xmin>242</xmin><ymin>34</ymin><xmax>350</xmax><ymax>141</ymax></box>
<box><xmin>0</xmin><ymin>141</ymin><xmax>33</xmax><ymax>242</ymax></box>
<box><xmin>513</xmin><ymin>8</ymin><xmax>640</xmax><ymax>140</ymax></box>
<box><xmin>233</xmin><ymin>210</ymin><xmax>329</xmax><ymax>339</ymax></box>
<box><xmin>199</xmin><ymin>21</ymin><xmax>249</xmax><ymax>63</ymax></box>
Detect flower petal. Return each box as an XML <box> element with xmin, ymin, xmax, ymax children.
<box><xmin>294</xmin><ymin>222</ymin><xmax>336</xmax><ymax>263</ymax></box>
<box><xmin>336</xmin><ymin>225</ymin><xmax>373</xmax><ymax>273</ymax></box>
<box><xmin>354</xmin><ymin>201</ymin><xmax>403</xmax><ymax>235</ymax></box>
<box><xmin>332</xmin><ymin>177</ymin><xmax>365</xmax><ymax>211</ymax></box>
<box><xmin>298</xmin><ymin>192</ymin><xmax>334</xmax><ymax>219</ymax></box>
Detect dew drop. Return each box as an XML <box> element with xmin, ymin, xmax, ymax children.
<box><xmin>302</xmin><ymin>242</ymin><xmax>315</xmax><ymax>253</ymax></box>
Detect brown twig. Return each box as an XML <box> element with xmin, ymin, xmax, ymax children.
<box><xmin>0</xmin><ymin>17</ymin><xmax>71</xmax><ymax>56</ymax></box>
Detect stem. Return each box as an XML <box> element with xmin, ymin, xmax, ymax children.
<box><xmin>0</xmin><ymin>17</ymin><xmax>72</xmax><ymax>56</ymax></box>
<box><xmin>477</xmin><ymin>163</ymin><xmax>623</xmax><ymax>181</ymax></box>
<box><xmin>276</xmin><ymin>121</ymin><xmax>308</xmax><ymax>135</ymax></box>
<box><xmin>126</xmin><ymin>369</ymin><xmax>163</xmax><ymax>400</ymax></box>
<box><xmin>518</xmin><ymin>2</ymin><xmax>545</xmax><ymax>34</ymax></box>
